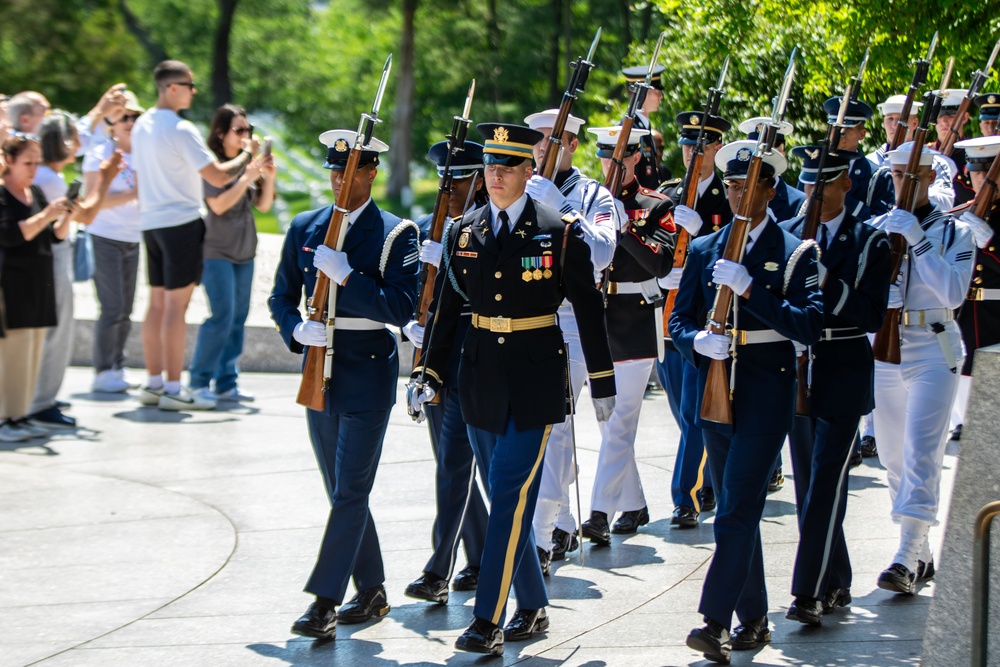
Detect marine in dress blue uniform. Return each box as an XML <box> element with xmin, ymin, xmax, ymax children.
<box><xmin>669</xmin><ymin>140</ymin><xmax>823</xmax><ymax>663</ymax></box>
<box><xmin>402</xmin><ymin>141</ymin><xmax>489</xmax><ymax>603</ymax></box>
<box><xmin>780</xmin><ymin>146</ymin><xmax>892</xmax><ymax>625</ymax></box>
<box><xmin>410</xmin><ymin>123</ymin><xmax>616</xmax><ymax>655</ymax></box>
<box><xmin>269</xmin><ymin>131</ymin><xmax>419</xmax><ymax>641</ymax></box>
<box><xmin>658</xmin><ymin>110</ymin><xmax>733</xmax><ymax>528</ymax></box>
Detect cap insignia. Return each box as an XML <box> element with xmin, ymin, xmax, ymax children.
<box><xmin>991</xmin><ymin>95</ymin><xmax>997</xmax><ymax>104</ymax></box>
<box><xmin>609</xmin><ymin>129</ymin><xmax>619</xmax><ymax>136</ymax></box>
<box><xmin>690</xmin><ymin>114</ymin><xmax>701</xmax><ymax>125</ymax></box>
<box><xmin>805</xmin><ymin>148</ymin><xmax>820</xmax><ymax>160</ymax></box>
<box><xmin>493</xmin><ymin>126</ymin><xmax>510</xmax><ymax>144</ymax></box>
<box><xmin>334</xmin><ymin>139</ymin><xmax>349</xmax><ymax>152</ymax></box>
<box><xmin>736</xmin><ymin>147</ymin><xmax>752</xmax><ymax>162</ymax></box>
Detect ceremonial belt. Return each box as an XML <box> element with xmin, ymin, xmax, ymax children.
<box><xmin>818</xmin><ymin>327</ymin><xmax>867</xmax><ymax>341</ymax></box>
<box><xmin>901</xmin><ymin>309</ymin><xmax>954</xmax><ymax>327</ymax></box>
<box><xmin>471</xmin><ymin>313</ymin><xmax>557</xmax><ymax>333</ymax></box>
<box><xmin>328</xmin><ymin>317</ymin><xmax>385</xmax><ymax>331</ymax></box>
<box><xmin>606</xmin><ymin>279</ymin><xmax>659</xmax><ymax>296</ymax></box>
<box><xmin>969</xmin><ymin>287</ymin><xmax>1000</xmax><ymax>301</ymax></box>
<box><xmin>732</xmin><ymin>329</ymin><xmax>788</xmax><ymax>345</ymax></box>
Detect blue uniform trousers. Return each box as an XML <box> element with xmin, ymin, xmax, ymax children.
<box><xmin>699</xmin><ymin>429</ymin><xmax>785</xmax><ymax>629</ymax></box>
<box><xmin>661</xmin><ymin>348</ymin><xmax>712</xmax><ymax>509</ymax></box>
<box><xmin>304</xmin><ymin>408</ymin><xmax>390</xmax><ymax>603</ymax></box>
<box><xmin>423</xmin><ymin>386</ymin><xmax>488</xmax><ymax>579</ymax></box>
<box><xmin>788</xmin><ymin>415</ymin><xmax>855</xmax><ymax>596</ymax></box>
<box><xmin>467</xmin><ymin>421</ymin><xmax>550</xmax><ymax>626</ymax></box>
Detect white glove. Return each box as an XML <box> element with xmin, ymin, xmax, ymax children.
<box><xmin>419</xmin><ymin>239</ymin><xmax>443</xmax><ymax>267</ymax></box>
<box><xmin>793</xmin><ymin>341</ymin><xmax>806</xmax><ymax>355</ymax></box>
<box><xmin>888</xmin><ymin>283</ymin><xmax>904</xmax><ymax>309</ymax></box>
<box><xmin>525</xmin><ymin>175</ymin><xmax>568</xmax><ymax>211</ymax></box>
<box><xmin>402</xmin><ymin>320</ymin><xmax>425</xmax><ymax>348</ymax></box>
<box><xmin>817</xmin><ymin>262</ymin><xmax>828</xmax><ymax>287</ymax></box>
<box><xmin>693</xmin><ymin>330</ymin><xmax>730</xmax><ymax>360</ymax></box>
<box><xmin>712</xmin><ymin>259</ymin><xmax>753</xmax><ymax>296</ymax></box>
<box><xmin>293</xmin><ymin>320</ymin><xmax>327</xmax><ymax>347</ymax></box>
<box><xmin>658</xmin><ymin>268</ymin><xmax>682</xmax><ymax>291</ymax></box>
<box><xmin>674</xmin><ymin>205</ymin><xmax>704</xmax><ymax>236</ymax></box>
<box><xmin>885</xmin><ymin>208</ymin><xmax>924</xmax><ymax>246</ymax></box>
<box><xmin>313</xmin><ymin>245</ymin><xmax>353</xmax><ymax>284</ymax></box>
<box><xmin>592</xmin><ymin>396</ymin><xmax>616</xmax><ymax>422</ymax></box>
<box><xmin>961</xmin><ymin>210</ymin><xmax>994</xmax><ymax>249</ymax></box>
<box><xmin>408</xmin><ymin>383</ymin><xmax>436</xmax><ymax>422</ymax></box>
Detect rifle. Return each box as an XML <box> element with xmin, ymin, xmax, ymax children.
<box><xmin>540</xmin><ymin>27</ymin><xmax>601</xmax><ymax>180</ymax></box>
<box><xmin>890</xmin><ymin>32</ymin><xmax>938</xmax><ymax>151</ymax></box>
<box><xmin>939</xmin><ymin>36</ymin><xmax>1000</xmax><ymax>157</ymax></box>
<box><xmin>297</xmin><ymin>54</ymin><xmax>392</xmax><ymax>411</ymax></box>
<box><xmin>662</xmin><ymin>56</ymin><xmax>730</xmax><ymax>337</ymax></box>
<box><xmin>872</xmin><ymin>58</ymin><xmax>954</xmax><ymax>365</ymax></box>
<box><xmin>605</xmin><ymin>32</ymin><xmax>665</xmax><ymax>196</ymax></box>
<box><xmin>700</xmin><ymin>49</ymin><xmax>796</xmax><ymax>425</ymax></box>
<box><xmin>972</xmin><ymin>144</ymin><xmax>1000</xmax><ymax>220</ymax></box>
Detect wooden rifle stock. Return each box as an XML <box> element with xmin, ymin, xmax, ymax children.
<box><xmin>973</xmin><ymin>148</ymin><xmax>1000</xmax><ymax>219</ymax></box>
<box><xmin>662</xmin><ymin>151</ymin><xmax>703</xmax><ymax>337</ymax></box>
<box><xmin>939</xmin><ymin>95</ymin><xmax>972</xmax><ymax>157</ymax></box>
<box><xmin>603</xmin><ymin>115</ymin><xmax>636</xmax><ymax>197</ymax></box>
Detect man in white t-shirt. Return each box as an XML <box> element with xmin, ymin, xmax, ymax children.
<box><xmin>131</xmin><ymin>60</ymin><xmax>259</xmax><ymax>411</ymax></box>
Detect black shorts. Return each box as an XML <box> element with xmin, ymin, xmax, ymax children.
<box><xmin>143</xmin><ymin>219</ymin><xmax>205</xmax><ymax>289</ymax></box>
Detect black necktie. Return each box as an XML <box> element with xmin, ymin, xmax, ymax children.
<box><xmin>819</xmin><ymin>223</ymin><xmax>829</xmax><ymax>253</ymax></box>
<box><xmin>496</xmin><ymin>210</ymin><xmax>510</xmax><ymax>247</ymax></box>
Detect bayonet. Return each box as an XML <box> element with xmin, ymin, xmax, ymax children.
<box><xmin>927</xmin><ymin>31</ymin><xmax>939</xmax><ymax>64</ymax></box>
<box><xmin>645</xmin><ymin>31</ymin><xmax>666</xmax><ymax>86</ymax></box>
<box><xmin>461</xmin><ymin>79</ymin><xmax>475</xmax><ymax>121</ymax></box>
<box><xmin>586</xmin><ymin>27</ymin><xmax>601</xmax><ymax>64</ymax></box>
<box><xmin>939</xmin><ymin>56</ymin><xmax>955</xmax><ymax>95</ymax></box>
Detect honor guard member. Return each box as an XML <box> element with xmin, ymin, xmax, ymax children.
<box><xmin>659</xmin><ymin>110</ymin><xmax>733</xmax><ymax>528</ymax></box>
<box><xmin>780</xmin><ymin>146</ymin><xmax>892</xmax><ymax>626</ymax></box>
<box><xmin>669</xmin><ymin>140</ymin><xmax>823</xmax><ymax>664</ymax></box>
<box><xmin>410</xmin><ymin>123</ymin><xmax>616</xmax><ymax>655</ymax></box>
<box><xmin>975</xmin><ymin>92</ymin><xmax>1000</xmax><ymax>137</ymax></box>
<box><xmin>869</xmin><ymin>142</ymin><xmax>975</xmax><ymax>595</ymax></box>
<box><xmin>585</xmin><ymin>125</ymin><xmax>676</xmax><ymax>540</ymax></box>
<box><xmin>401</xmin><ymin>141</ymin><xmax>489</xmax><ymax>604</ymax></box>
<box><xmin>949</xmin><ymin>136</ymin><xmax>1000</xmax><ymax>440</ymax></box>
<box><xmin>800</xmin><ymin>95</ymin><xmax>895</xmax><ymax>221</ymax></box>
<box><xmin>622</xmin><ymin>64</ymin><xmax>667</xmax><ymax>188</ymax></box>
<box><xmin>931</xmin><ymin>89</ymin><xmax>976</xmax><ymax>206</ymax></box>
<box><xmin>521</xmin><ymin>109</ymin><xmax>621</xmax><ymax>557</ymax></box>
<box><xmin>739</xmin><ymin>116</ymin><xmax>805</xmax><ymax>221</ymax></box>
<box><xmin>269</xmin><ymin>131</ymin><xmax>420</xmax><ymax>641</ymax></box>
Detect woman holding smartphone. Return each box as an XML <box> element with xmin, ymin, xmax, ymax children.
<box><xmin>188</xmin><ymin>104</ymin><xmax>275</xmax><ymax>402</ymax></box>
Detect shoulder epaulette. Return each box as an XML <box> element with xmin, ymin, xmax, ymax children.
<box><xmin>664</xmin><ymin>178</ymin><xmax>682</xmax><ymax>186</ymax></box>
<box><xmin>640</xmin><ymin>187</ymin><xmax>667</xmax><ymax>200</ymax></box>
<box><xmin>561</xmin><ymin>213</ymin><xmax>577</xmax><ymax>224</ymax></box>
<box><xmin>379</xmin><ymin>218</ymin><xmax>420</xmax><ymax>276</ymax></box>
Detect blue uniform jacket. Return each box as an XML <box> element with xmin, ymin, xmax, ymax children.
<box><xmin>781</xmin><ymin>212</ymin><xmax>891</xmax><ymax>417</ymax></box>
<box><xmin>799</xmin><ymin>157</ymin><xmax>895</xmax><ymax>221</ymax></box>
<box><xmin>668</xmin><ymin>219</ymin><xmax>823</xmax><ymax>435</ymax></box>
<box><xmin>269</xmin><ymin>201</ymin><xmax>419</xmax><ymax>414</ymax></box>
<box><xmin>770</xmin><ymin>177</ymin><xmax>806</xmax><ymax>223</ymax></box>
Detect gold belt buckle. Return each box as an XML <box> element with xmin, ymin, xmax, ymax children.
<box><xmin>489</xmin><ymin>316</ymin><xmax>512</xmax><ymax>333</ymax></box>
<box><xmin>731</xmin><ymin>329</ymin><xmax>747</xmax><ymax>346</ymax></box>
<box><xmin>606</xmin><ymin>282</ymin><xmax>619</xmax><ymax>295</ymax></box>
<box><xmin>971</xmin><ymin>287</ymin><xmax>985</xmax><ymax>301</ymax></box>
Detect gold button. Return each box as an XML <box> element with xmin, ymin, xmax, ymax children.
<box><xmin>495</xmin><ymin>294</ymin><xmax>502</xmax><ymax>301</ymax></box>
<box><xmin>976</xmin><ymin>277</ymin><xmax>983</xmax><ymax>284</ymax></box>
<box><xmin>978</xmin><ymin>264</ymin><xmax>984</xmax><ymax>271</ymax></box>
<box><xmin>463</xmin><ymin>269</ymin><xmax>467</xmax><ymax>274</ymax></box>
<box><xmin>498</xmin><ymin>336</ymin><xmax>505</xmax><ymax>344</ymax></box>
<box><xmin>304</xmin><ymin>267</ymin><xmax>309</xmax><ymax>272</ymax></box>
<box><xmin>371</xmin><ymin>354</ymin><xmax>376</xmax><ymax>359</ymax></box>
<box><xmin>766</xmin><ymin>285</ymin><xmax>771</xmax><ymax>290</ymax></box>
<box><xmin>495</xmin><ymin>271</ymin><xmax>502</xmax><ymax>278</ymax></box>
<box><xmin>990</xmin><ymin>246</ymin><xmax>995</xmax><ymax>251</ymax></box>
<box><xmin>708</xmin><ymin>281</ymin><xmax>713</xmax><ymax>286</ymax></box>
<box><xmin>558</xmin><ymin>349</ymin><xmax>563</xmax><ymax>354</ymax></box>
<box><xmin>780</xmin><ymin>367</ymin><xmax>786</xmax><ymax>372</ymax></box>
<box><xmin>639</xmin><ymin>299</ymin><xmax>645</xmax><ymax>305</ymax></box>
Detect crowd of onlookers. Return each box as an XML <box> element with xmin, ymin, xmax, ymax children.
<box><xmin>0</xmin><ymin>59</ymin><xmax>276</xmax><ymax>443</ymax></box>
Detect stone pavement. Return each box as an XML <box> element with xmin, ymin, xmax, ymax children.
<box><xmin>0</xmin><ymin>367</ymin><xmax>953</xmax><ymax>667</ymax></box>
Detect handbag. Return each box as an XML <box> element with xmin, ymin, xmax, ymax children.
<box><xmin>73</xmin><ymin>226</ymin><xmax>95</xmax><ymax>282</ymax></box>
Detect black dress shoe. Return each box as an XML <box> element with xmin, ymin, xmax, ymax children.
<box><xmin>917</xmin><ymin>558</ymin><xmax>936</xmax><ymax>581</ymax></box>
<box><xmin>550</xmin><ymin>527</ymin><xmax>579</xmax><ymax>561</ymax></box>
<box><xmin>699</xmin><ymin>487</ymin><xmax>716</xmax><ymax>512</ymax></box>
<box><xmin>768</xmin><ymin>467</ymin><xmax>784</xmax><ymax>493</ymax></box>
<box><xmin>877</xmin><ymin>563</ymin><xmax>916</xmax><ymax>595</ymax></box>
<box><xmin>786</xmin><ymin>596</ymin><xmax>823</xmax><ymax>626</ymax></box>
<box><xmin>337</xmin><ymin>585</ymin><xmax>390</xmax><ymax>624</ymax></box>
<box><xmin>822</xmin><ymin>587</ymin><xmax>852</xmax><ymax>613</ymax></box>
<box><xmin>581</xmin><ymin>511</ymin><xmax>611</xmax><ymax>546</ymax></box>
<box><xmin>537</xmin><ymin>546</ymin><xmax>551</xmax><ymax>577</ymax></box>
<box><xmin>611</xmin><ymin>506</ymin><xmax>650</xmax><ymax>534</ymax></box>
<box><xmin>291</xmin><ymin>602</ymin><xmax>337</xmax><ymax>640</ymax></box>
<box><xmin>732</xmin><ymin>615</ymin><xmax>770</xmax><ymax>649</ymax></box>
<box><xmin>849</xmin><ymin>450</ymin><xmax>863</xmax><ymax>468</ymax></box>
<box><xmin>452</xmin><ymin>566</ymin><xmax>479</xmax><ymax>591</ymax></box>
<box><xmin>503</xmin><ymin>608</ymin><xmax>549</xmax><ymax>641</ymax></box>
<box><xmin>405</xmin><ymin>572</ymin><xmax>449</xmax><ymax>604</ymax></box>
<box><xmin>670</xmin><ymin>505</ymin><xmax>698</xmax><ymax>528</ymax></box>
<box><xmin>860</xmin><ymin>435</ymin><xmax>878</xmax><ymax>458</ymax></box>
<box><xmin>950</xmin><ymin>424</ymin><xmax>962</xmax><ymax>441</ymax></box>
<box><xmin>686</xmin><ymin>619</ymin><xmax>732</xmax><ymax>664</ymax></box>
<box><xmin>455</xmin><ymin>616</ymin><xmax>504</xmax><ymax>655</ymax></box>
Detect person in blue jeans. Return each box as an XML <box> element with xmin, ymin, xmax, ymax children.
<box><xmin>188</xmin><ymin>104</ymin><xmax>275</xmax><ymax>401</ymax></box>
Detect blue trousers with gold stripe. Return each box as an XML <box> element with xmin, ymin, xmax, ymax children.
<box><xmin>660</xmin><ymin>348</ymin><xmax>712</xmax><ymax>509</ymax></box>
<box><xmin>468</xmin><ymin>421</ymin><xmax>550</xmax><ymax>626</ymax></box>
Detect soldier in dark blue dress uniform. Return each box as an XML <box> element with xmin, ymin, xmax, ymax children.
<box><xmin>669</xmin><ymin>140</ymin><xmax>823</xmax><ymax>664</ymax></box>
<box><xmin>780</xmin><ymin>146</ymin><xmax>892</xmax><ymax>626</ymax></box>
<box><xmin>410</xmin><ymin>123</ymin><xmax>616</xmax><ymax>656</ymax></box>
<box><xmin>401</xmin><ymin>141</ymin><xmax>489</xmax><ymax>604</ymax></box>
<box><xmin>658</xmin><ymin>110</ymin><xmax>732</xmax><ymax>528</ymax></box>
<box><xmin>975</xmin><ymin>92</ymin><xmax>1000</xmax><ymax>137</ymax></box>
<box><xmin>269</xmin><ymin>130</ymin><xmax>420</xmax><ymax>642</ymax></box>
<box><xmin>622</xmin><ymin>64</ymin><xmax>668</xmax><ymax>188</ymax></box>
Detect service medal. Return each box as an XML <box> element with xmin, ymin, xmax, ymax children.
<box><xmin>533</xmin><ymin>268</ymin><xmax>543</xmax><ymax>280</ymax></box>
<box><xmin>523</xmin><ymin>270</ymin><xmax>533</xmax><ymax>282</ymax></box>
<box><xmin>543</xmin><ymin>269</ymin><xmax>553</xmax><ymax>279</ymax></box>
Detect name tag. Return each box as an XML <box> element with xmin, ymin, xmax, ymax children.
<box><xmin>456</xmin><ymin>251</ymin><xmax>478</xmax><ymax>258</ymax></box>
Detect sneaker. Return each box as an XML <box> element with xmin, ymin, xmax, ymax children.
<box><xmin>0</xmin><ymin>420</ymin><xmax>33</xmax><ymax>442</ymax></box>
<box><xmin>159</xmin><ymin>387</ymin><xmax>217</xmax><ymax>411</ymax></box>
<box><xmin>92</xmin><ymin>370</ymin><xmax>130</xmax><ymax>393</ymax></box>
<box><xmin>139</xmin><ymin>386</ymin><xmax>164</xmax><ymax>406</ymax></box>
<box><xmin>14</xmin><ymin>418</ymin><xmax>50</xmax><ymax>438</ymax></box>
<box><xmin>114</xmin><ymin>368</ymin><xmax>141</xmax><ymax>389</ymax></box>
<box><xmin>28</xmin><ymin>406</ymin><xmax>76</xmax><ymax>430</ymax></box>
<box><xmin>191</xmin><ymin>387</ymin><xmax>219</xmax><ymax>402</ymax></box>
<box><xmin>215</xmin><ymin>387</ymin><xmax>255</xmax><ymax>402</ymax></box>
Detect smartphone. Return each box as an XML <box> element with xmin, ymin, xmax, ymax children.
<box><xmin>263</xmin><ymin>137</ymin><xmax>273</xmax><ymax>157</ymax></box>
<box><xmin>65</xmin><ymin>180</ymin><xmax>82</xmax><ymax>200</ymax></box>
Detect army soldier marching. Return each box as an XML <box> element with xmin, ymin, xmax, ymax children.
<box><xmin>622</xmin><ymin>64</ymin><xmax>668</xmax><ymax>188</ymax></box>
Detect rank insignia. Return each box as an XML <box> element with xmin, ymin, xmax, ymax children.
<box><xmin>493</xmin><ymin>126</ymin><xmax>510</xmax><ymax>143</ymax></box>
<box><xmin>459</xmin><ymin>231</ymin><xmax>471</xmax><ymax>248</ymax></box>
<box><xmin>516</xmin><ymin>229</ymin><xmax>527</xmax><ymax>238</ymax></box>
<box><xmin>334</xmin><ymin>139</ymin><xmax>349</xmax><ymax>152</ymax></box>
<box><xmin>712</xmin><ymin>188</ymin><xmax>719</xmax><ymax>195</ymax></box>
<box><xmin>764</xmin><ymin>261</ymin><xmax>780</xmax><ymax>271</ymax></box>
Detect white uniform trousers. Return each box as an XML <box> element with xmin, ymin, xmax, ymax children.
<box><xmin>873</xmin><ymin>324</ymin><xmax>963</xmax><ymax>526</ymax></box>
<box><xmin>590</xmin><ymin>357</ymin><xmax>653</xmax><ymax>516</ymax></box>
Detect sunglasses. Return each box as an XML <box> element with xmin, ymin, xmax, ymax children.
<box><xmin>232</xmin><ymin>124</ymin><xmax>254</xmax><ymax>136</ymax></box>
<box><xmin>172</xmin><ymin>81</ymin><xmax>197</xmax><ymax>89</ymax></box>
<box><xmin>118</xmin><ymin>114</ymin><xmax>141</xmax><ymax>124</ymax></box>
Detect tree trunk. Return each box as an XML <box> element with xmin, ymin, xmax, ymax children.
<box><xmin>387</xmin><ymin>0</ymin><xmax>417</xmax><ymax>200</ymax></box>
<box><xmin>620</xmin><ymin>0</ymin><xmax>631</xmax><ymax>48</ymax></box>
<box><xmin>212</xmin><ymin>0</ymin><xmax>239</xmax><ymax>110</ymax></box>
<box><xmin>118</xmin><ymin>0</ymin><xmax>168</xmax><ymax>65</ymax></box>
<box><xmin>487</xmin><ymin>0</ymin><xmax>501</xmax><ymax>109</ymax></box>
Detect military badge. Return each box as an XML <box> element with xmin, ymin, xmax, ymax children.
<box><xmin>805</xmin><ymin>148</ymin><xmax>820</xmax><ymax>160</ymax></box>
<box><xmin>690</xmin><ymin>114</ymin><xmax>700</xmax><ymax>126</ymax></box>
<box><xmin>736</xmin><ymin>147</ymin><xmax>752</xmax><ymax>162</ymax></box>
<box><xmin>609</xmin><ymin>128</ymin><xmax>619</xmax><ymax>136</ymax></box>
<box><xmin>712</xmin><ymin>188</ymin><xmax>719</xmax><ymax>195</ymax></box>
<box><xmin>990</xmin><ymin>95</ymin><xmax>997</xmax><ymax>104</ymax></box>
<box><xmin>542</xmin><ymin>255</ymin><xmax>553</xmax><ymax>279</ymax></box>
<box><xmin>334</xmin><ymin>139</ymin><xmax>349</xmax><ymax>152</ymax></box>
<box><xmin>764</xmin><ymin>261</ymin><xmax>779</xmax><ymax>271</ymax></box>
<box><xmin>459</xmin><ymin>231</ymin><xmax>470</xmax><ymax>248</ymax></box>
<box><xmin>493</xmin><ymin>126</ymin><xmax>510</xmax><ymax>144</ymax></box>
